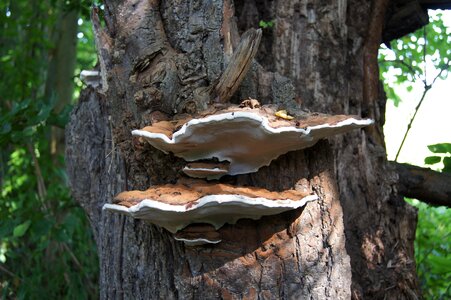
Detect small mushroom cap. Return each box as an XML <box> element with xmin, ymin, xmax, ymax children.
<box><xmin>182</xmin><ymin>162</ymin><xmax>230</xmax><ymax>179</ymax></box>
<box><xmin>103</xmin><ymin>180</ymin><xmax>318</xmax><ymax>233</ymax></box>
<box><xmin>80</xmin><ymin>70</ymin><xmax>101</xmax><ymax>87</ymax></box>
<box><xmin>133</xmin><ymin>106</ymin><xmax>372</xmax><ymax>178</ymax></box>
<box><xmin>173</xmin><ymin>237</ymin><xmax>222</xmax><ymax>246</ymax></box>
<box><xmin>173</xmin><ymin>224</ymin><xmax>222</xmax><ymax>246</ymax></box>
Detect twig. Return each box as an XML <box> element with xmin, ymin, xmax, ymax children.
<box><xmin>394</xmin><ymin>61</ymin><xmax>450</xmax><ymax>161</ymax></box>
<box><xmin>380</xmin><ymin>59</ymin><xmax>421</xmax><ymax>81</ymax></box>
<box><xmin>0</xmin><ymin>264</ymin><xmax>20</xmax><ymax>281</ymax></box>
<box><xmin>61</xmin><ymin>242</ymin><xmax>83</xmax><ymax>270</ymax></box>
<box><xmin>27</xmin><ymin>143</ymin><xmax>49</xmax><ymax>212</ymax></box>
<box><xmin>394</xmin><ymin>24</ymin><xmax>450</xmax><ymax>161</ymax></box>
<box><xmin>61</xmin><ymin>242</ymin><xmax>97</xmax><ymax>292</ymax></box>
<box><xmin>423</xmin><ymin>27</ymin><xmax>427</xmax><ymax>86</ymax></box>
<box><xmin>394</xmin><ymin>86</ymin><xmax>429</xmax><ymax>161</ymax></box>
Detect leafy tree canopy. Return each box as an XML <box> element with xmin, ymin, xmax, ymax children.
<box><xmin>0</xmin><ymin>1</ymin><xmax>98</xmax><ymax>298</ymax></box>
<box><xmin>379</xmin><ymin>11</ymin><xmax>451</xmax><ymax>299</ymax></box>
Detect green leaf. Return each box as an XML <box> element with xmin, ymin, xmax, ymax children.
<box><xmin>428</xmin><ymin>255</ymin><xmax>451</xmax><ymax>274</ymax></box>
<box><xmin>424</xmin><ymin>156</ymin><xmax>441</xmax><ymax>165</ymax></box>
<box><xmin>442</xmin><ymin>157</ymin><xmax>451</xmax><ymax>174</ymax></box>
<box><xmin>1</xmin><ymin>122</ymin><xmax>11</xmax><ymax>134</ymax></box>
<box><xmin>0</xmin><ymin>220</ymin><xmax>15</xmax><ymax>239</ymax></box>
<box><xmin>258</xmin><ymin>20</ymin><xmax>274</xmax><ymax>29</ymax></box>
<box><xmin>0</xmin><ymin>55</ymin><xmax>11</xmax><ymax>62</ymax></box>
<box><xmin>47</xmin><ymin>104</ymin><xmax>73</xmax><ymax>128</ymax></box>
<box><xmin>384</xmin><ymin>85</ymin><xmax>402</xmax><ymax>106</ymax></box>
<box><xmin>13</xmin><ymin>220</ymin><xmax>32</xmax><ymax>237</ymax></box>
<box><xmin>23</xmin><ymin>126</ymin><xmax>37</xmax><ymax>136</ymax></box>
<box><xmin>428</xmin><ymin>143</ymin><xmax>451</xmax><ymax>154</ymax></box>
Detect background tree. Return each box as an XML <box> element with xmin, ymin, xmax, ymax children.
<box><xmin>379</xmin><ymin>11</ymin><xmax>451</xmax><ymax>298</ymax></box>
<box><xmin>0</xmin><ymin>0</ymin><xmax>98</xmax><ymax>298</ymax></box>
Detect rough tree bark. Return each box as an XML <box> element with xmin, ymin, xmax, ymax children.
<box><xmin>66</xmin><ymin>0</ymin><xmax>420</xmax><ymax>299</ymax></box>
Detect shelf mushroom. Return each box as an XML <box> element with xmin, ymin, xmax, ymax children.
<box><xmin>132</xmin><ymin>106</ymin><xmax>373</xmax><ymax>179</ymax></box>
<box><xmin>182</xmin><ymin>162</ymin><xmax>230</xmax><ymax>179</ymax></box>
<box><xmin>103</xmin><ymin>180</ymin><xmax>318</xmax><ymax>234</ymax></box>
<box><xmin>173</xmin><ymin>224</ymin><xmax>222</xmax><ymax>246</ymax></box>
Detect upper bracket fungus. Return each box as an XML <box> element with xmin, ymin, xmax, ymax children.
<box><xmin>133</xmin><ymin>105</ymin><xmax>373</xmax><ymax>179</ymax></box>
<box><xmin>103</xmin><ymin>180</ymin><xmax>318</xmax><ymax>233</ymax></box>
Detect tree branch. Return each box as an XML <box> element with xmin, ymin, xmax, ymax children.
<box><xmin>394</xmin><ymin>60</ymin><xmax>450</xmax><ymax>161</ymax></box>
<box><xmin>379</xmin><ymin>59</ymin><xmax>421</xmax><ymax>81</ymax></box>
<box><xmin>363</xmin><ymin>0</ymin><xmax>390</xmax><ymax>146</ymax></box>
<box><xmin>391</xmin><ymin>161</ymin><xmax>451</xmax><ymax>207</ymax></box>
<box><xmin>394</xmin><ymin>85</ymin><xmax>429</xmax><ymax>161</ymax></box>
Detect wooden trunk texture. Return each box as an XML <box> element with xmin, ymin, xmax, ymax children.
<box><xmin>66</xmin><ymin>0</ymin><xmax>420</xmax><ymax>299</ymax></box>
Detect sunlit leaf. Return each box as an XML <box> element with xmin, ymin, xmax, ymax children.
<box><xmin>424</xmin><ymin>156</ymin><xmax>441</xmax><ymax>165</ymax></box>
<box><xmin>428</xmin><ymin>255</ymin><xmax>451</xmax><ymax>274</ymax></box>
<box><xmin>13</xmin><ymin>220</ymin><xmax>31</xmax><ymax>238</ymax></box>
<box><xmin>427</xmin><ymin>143</ymin><xmax>451</xmax><ymax>154</ymax></box>
<box><xmin>442</xmin><ymin>157</ymin><xmax>451</xmax><ymax>174</ymax></box>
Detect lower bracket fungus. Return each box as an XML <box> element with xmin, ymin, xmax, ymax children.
<box><xmin>132</xmin><ymin>105</ymin><xmax>373</xmax><ymax>178</ymax></box>
<box><xmin>103</xmin><ymin>180</ymin><xmax>318</xmax><ymax>234</ymax></box>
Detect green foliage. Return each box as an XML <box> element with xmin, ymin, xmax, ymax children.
<box><xmin>0</xmin><ymin>0</ymin><xmax>98</xmax><ymax>298</ymax></box>
<box><xmin>74</xmin><ymin>7</ymin><xmax>98</xmax><ymax>99</ymax></box>
<box><xmin>413</xmin><ymin>143</ymin><xmax>451</xmax><ymax>298</ymax></box>
<box><xmin>379</xmin><ymin>13</ymin><xmax>450</xmax><ymax>106</ymax></box>
<box><xmin>0</xmin><ymin>147</ymin><xmax>98</xmax><ymax>299</ymax></box>
<box><xmin>425</xmin><ymin>143</ymin><xmax>451</xmax><ymax>173</ymax></box>
<box><xmin>408</xmin><ymin>199</ymin><xmax>451</xmax><ymax>299</ymax></box>
<box><xmin>379</xmin><ymin>11</ymin><xmax>451</xmax><ymax>299</ymax></box>
<box><xmin>258</xmin><ymin>20</ymin><xmax>275</xmax><ymax>29</ymax></box>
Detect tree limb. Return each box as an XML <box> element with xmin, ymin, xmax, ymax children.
<box><xmin>363</xmin><ymin>0</ymin><xmax>391</xmax><ymax>146</ymax></box>
<box><xmin>394</xmin><ymin>60</ymin><xmax>450</xmax><ymax>161</ymax></box>
<box><xmin>391</xmin><ymin>161</ymin><xmax>451</xmax><ymax>207</ymax></box>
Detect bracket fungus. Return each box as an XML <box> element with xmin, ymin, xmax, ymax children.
<box><xmin>103</xmin><ymin>180</ymin><xmax>318</xmax><ymax>234</ymax></box>
<box><xmin>173</xmin><ymin>237</ymin><xmax>222</xmax><ymax>246</ymax></box>
<box><xmin>182</xmin><ymin>162</ymin><xmax>230</xmax><ymax>179</ymax></box>
<box><xmin>173</xmin><ymin>224</ymin><xmax>222</xmax><ymax>246</ymax></box>
<box><xmin>80</xmin><ymin>70</ymin><xmax>101</xmax><ymax>88</ymax></box>
<box><xmin>132</xmin><ymin>105</ymin><xmax>373</xmax><ymax>179</ymax></box>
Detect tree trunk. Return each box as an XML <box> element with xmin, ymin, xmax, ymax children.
<box><xmin>66</xmin><ymin>0</ymin><xmax>420</xmax><ymax>299</ymax></box>
<box><xmin>45</xmin><ymin>3</ymin><xmax>79</xmax><ymax>157</ymax></box>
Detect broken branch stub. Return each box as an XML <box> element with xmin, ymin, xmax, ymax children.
<box><xmin>214</xmin><ymin>28</ymin><xmax>262</xmax><ymax>103</ymax></box>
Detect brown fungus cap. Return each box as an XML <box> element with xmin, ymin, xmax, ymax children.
<box><xmin>133</xmin><ymin>104</ymin><xmax>373</xmax><ymax>179</ymax></box>
<box><xmin>103</xmin><ymin>179</ymin><xmax>318</xmax><ymax>233</ymax></box>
